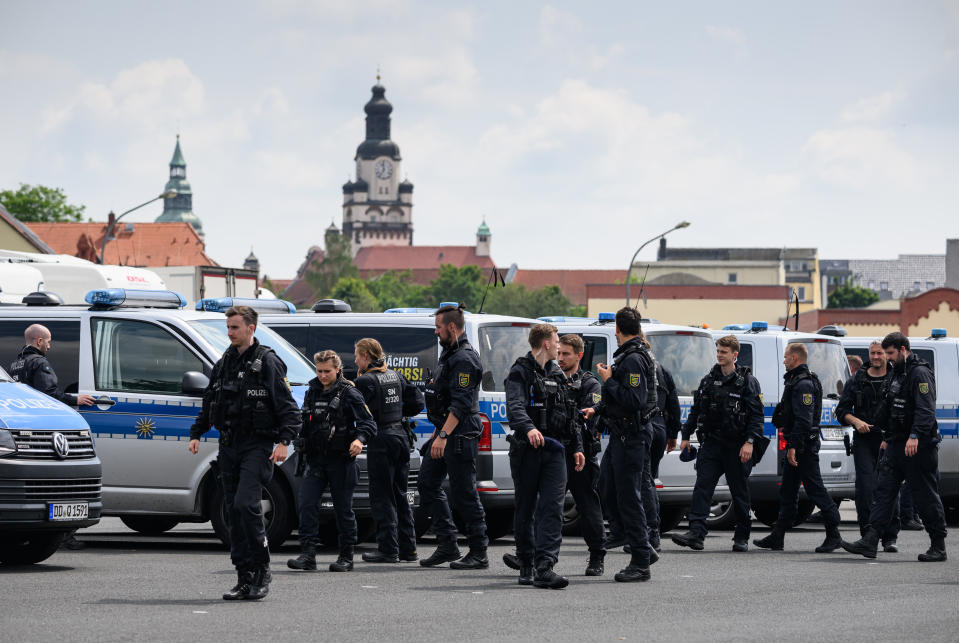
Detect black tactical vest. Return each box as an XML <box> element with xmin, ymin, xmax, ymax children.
<box><xmin>213</xmin><ymin>344</ymin><xmax>276</xmax><ymax>438</ymax></box>
<box><xmin>515</xmin><ymin>356</ymin><xmax>578</xmax><ymax>441</ymax></box>
<box><xmin>696</xmin><ymin>366</ymin><xmax>752</xmax><ymax>439</ymax></box>
<box><xmin>772</xmin><ymin>369</ymin><xmax>822</xmax><ymax>433</ymax></box>
<box><xmin>611</xmin><ymin>342</ymin><xmax>658</xmax><ymax>422</ymax></box>
<box><xmin>302</xmin><ymin>379</ymin><xmax>354</xmax><ymax>454</ymax></box>
<box><xmin>369</xmin><ymin>369</ymin><xmax>404</xmax><ymax>427</ymax></box>
<box><xmin>851</xmin><ymin>369</ymin><xmax>889</xmax><ymax>425</ymax></box>
<box><xmin>883</xmin><ymin>355</ymin><xmax>934</xmax><ymax>440</ymax></box>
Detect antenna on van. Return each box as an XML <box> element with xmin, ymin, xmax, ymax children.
<box><xmin>637</xmin><ymin>264</ymin><xmax>651</xmax><ymax>310</ymax></box>
<box><xmin>782</xmin><ymin>289</ymin><xmax>792</xmax><ymax>331</ymax></box>
<box><xmin>793</xmin><ymin>290</ymin><xmax>800</xmax><ymax>331</ymax></box>
<box><xmin>477</xmin><ymin>267</ymin><xmax>505</xmax><ymax>314</ymax></box>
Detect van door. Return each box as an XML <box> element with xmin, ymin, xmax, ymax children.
<box><xmin>81</xmin><ymin>316</ymin><xmax>212</xmax><ymax>514</ymax></box>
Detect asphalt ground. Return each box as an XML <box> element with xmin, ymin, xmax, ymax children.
<box><xmin>1</xmin><ymin>513</ymin><xmax>956</xmax><ymax>643</ymax></box>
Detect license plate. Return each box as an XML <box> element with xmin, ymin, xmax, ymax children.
<box><xmin>48</xmin><ymin>502</ymin><xmax>89</xmax><ymax>521</ymax></box>
<box><xmin>406</xmin><ymin>491</ymin><xmax>415</xmax><ymax>505</ymax></box>
<box><xmin>821</xmin><ymin>428</ymin><xmax>844</xmax><ymax>441</ymax></box>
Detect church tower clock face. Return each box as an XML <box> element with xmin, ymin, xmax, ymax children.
<box><xmin>374</xmin><ymin>159</ymin><xmax>393</xmax><ymax>179</ymax></box>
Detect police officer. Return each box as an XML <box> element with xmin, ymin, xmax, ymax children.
<box><xmin>287</xmin><ymin>350</ymin><xmax>376</xmax><ymax>572</ymax></box>
<box><xmin>354</xmin><ymin>338</ymin><xmax>425</xmax><ymax>564</ymax></box>
<box><xmin>11</xmin><ymin>323</ymin><xmax>96</xmax><ymax>550</ymax></box>
<box><xmin>671</xmin><ymin>335</ymin><xmax>764</xmax><ymax>552</ymax></box>
<box><xmin>417</xmin><ymin>304</ymin><xmax>489</xmax><ymax>569</ymax></box>
<box><xmin>582</xmin><ymin>307</ymin><xmax>657</xmax><ymax>582</ymax></box>
<box><xmin>643</xmin><ymin>341</ymin><xmax>680</xmax><ymax>552</ymax></box>
<box><xmin>504</xmin><ymin>324</ymin><xmax>585</xmax><ymax>589</ymax></box>
<box><xmin>842</xmin><ymin>332</ymin><xmax>948</xmax><ymax>562</ymax></box>
<box><xmin>188</xmin><ymin>306</ymin><xmax>300</xmax><ymax>601</ymax></box>
<box><xmin>754</xmin><ymin>343</ymin><xmax>842</xmax><ymax>553</ymax></box>
<box><xmin>835</xmin><ymin>340</ymin><xmax>899</xmax><ymax>551</ymax></box>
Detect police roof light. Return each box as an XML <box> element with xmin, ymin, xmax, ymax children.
<box><xmin>750</xmin><ymin>321</ymin><xmax>768</xmax><ymax>332</ymax></box>
<box><xmin>85</xmin><ymin>289</ymin><xmax>186</xmax><ymax>309</ymax></box>
<box><xmin>196</xmin><ymin>297</ymin><xmax>296</xmax><ymax>314</ymax></box>
<box><xmin>723</xmin><ymin>323</ymin><xmax>750</xmax><ymax>331</ymax></box>
<box><xmin>538</xmin><ymin>316</ymin><xmax>567</xmax><ymax>322</ymax></box>
<box><xmin>384</xmin><ymin>307</ymin><xmax>436</xmax><ymax>314</ymax></box>
<box><xmin>598</xmin><ymin>312</ymin><xmax>615</xmax><ymax>321</ymax></box>
<box><xmin>930</xmin><ymin>328</ymin><xmax>947</xmax><ymax>339</ymax></box>
<box><xmin>439</xmin><ymin>302</ymin><xmax>460</xmax><ymax>309</ymax></box>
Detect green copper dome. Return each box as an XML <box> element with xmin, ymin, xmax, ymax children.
<box><xmin>156</xmin><ymin>135</ymin><xmax>204</xmax><ymax>238</ymax></box>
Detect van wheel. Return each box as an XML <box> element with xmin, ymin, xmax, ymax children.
<box><xmin>120</xmin><ymin>516</ymin><xmax>180</xmax><ymax>535</ymax></box>
<box><xmin>659</xmin><ymin>505</ymin><xmax>687</xmax><ymax>533</ymax></box>
<box><xmin>210</xmin><ymin>475</ymin><xmax>293</xmax><ymax>552</ymax></box>
<box><xmin>753</xmin><ymin>500</ymin><xmax>813</xmax><ymax>527</ymax></box>
<box><xmin>0</xmin><ymin>532</ymin><xmax>65</xmax><ymax>565</ymax></box>
<box><xmin>706</xmin><ymin>502</ymin><xmax>736</xmax><ymax>529</ymax></box>
<box><xmin>562</xmin><ymin>501</ymin><xmax>581</xmax><ymax>536</ymax></box>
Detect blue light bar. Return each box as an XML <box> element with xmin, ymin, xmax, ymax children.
<box><xmin>195</xmin><ymin>297</ymin><xmax>296</xmax><ymax>314</ymax></box>
<box><xmin>439</xmin><ymin>301</ymin><xmax>460</xmax><ymax>309</ymax></box>
<box><xmin>85</xmin><ymin>289</ymin><xmax>186</xmax><ymax>309</ymax></box>
<box><xmin>723</xmin><ymin>323</ymin><xmax>750</xmax><ymax>331</ymax></box>
<box><xmin>751</xmin><ymin>321</ymin><xmax>768</xmax><ymax>331</ymax></box>
<box><xmin>598</xmin><ymin>312</ymin><xmax>615</xmax><ymax>321</ymax></box>
<box><xmin>931</xmin><ymin>328</ymin><xmax>947</xmax><ymax>338</ymax></box>
<box><xmin>538</xmin><ymin>316</ymin><xmax>567</xmax><ymax>322</ymax></box>
<box><xmin>384</xmin><ymin>307</ymin><xmax>437</xmax><ymax>314</ymax></box>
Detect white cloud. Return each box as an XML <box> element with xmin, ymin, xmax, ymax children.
<box><xmin>264</xmin><ymin>0</ymin><xmax>411</xmax><ymax>19</ymax></box>
<box><xmin>539</xmin><ymin>5</ymin><xmax>582</xmax><ymax>50</ymax></box>
<box><xmin>840</xmin><ymin>91</ymin><xmax>903</xmax><ymax>124</ymax></box>
<box><xmin>801</xmin><ymin>127</ymin><xmax>921</xmax><ymax>190</ymax></box>
<box><xmin>706</xmin><ymin>25</ymin><xmax>746</xmax><ymax>48</ymax></box>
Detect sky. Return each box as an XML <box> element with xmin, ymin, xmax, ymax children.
<box><xmin>1</xmin><ymin>1</ymin><xmax>957</xmax><ymax>280</ymax></box>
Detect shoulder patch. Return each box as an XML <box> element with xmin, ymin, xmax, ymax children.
<box><xmin>458</xmin><ymin>372</ymin><xmax>471</xmax><ymax>387</ymax></box>
<box><xmin>759</xmin><ymin>394</ymin><xmax>764</xmax><ymax>404</ymax></box>
<box><xmin>918</xmin><ymin>382</ymin><xmax>929</xmax><ymax>395</ymax></box>
<box><xmin>283</xmin><ymin>377</ymin><xmax>292</xmax><ymax>391</ymax></box>
<box><xmin>43</xmin><ymin>364</ymin><xmax>52</xmax><ymax>372</ymax></box>
<box><xmin>629</xmin><ymin>373</ymin><xmax>641</xmax><ymax>387</ymax></box>
<box><xmin>591</xmin><ymin>392</ymin><xmax>601</xmax><ymax>404</ymax></box>
<box><xmin>802</xmin><ymin>393</ymin><xmax>813</xmax><ymax>406</ymax></box>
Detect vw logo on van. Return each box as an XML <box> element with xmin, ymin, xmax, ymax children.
<box><xmin>51</xmin><ymin>432</ymin><xmax>70</xmax><ymax>459</ymax></box>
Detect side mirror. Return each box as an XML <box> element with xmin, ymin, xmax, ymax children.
<box><xmin>182</xmin><ymin>371</ymin><xmax>210</xmax><ymax>396</ymax></box>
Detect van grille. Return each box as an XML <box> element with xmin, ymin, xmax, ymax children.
<box><xmin>11</xmin><ymin>429</ymin><xmax>96</xmax><ymax>460</ymax></box>
<box><xmin>0</xmin><ymin>478</ymin><xmax>102</xmax><ymax>502</ymax></box>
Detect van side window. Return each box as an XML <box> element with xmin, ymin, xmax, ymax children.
<box><xmin>271</xmin><ymin>326</ymin><xmax>308</xmax><ymax>357</ymax></box>
<box><xmin>91</xmin><ymin>318</ymin><xmax>203</xmax><ymax>394</ymax></box>
<box><xmin>0</xmin><ymin>319</ymin><xmax>82</xmax><ymax>393</ymax></box>
<box><xmin>306</xmin><ymin>326</ymin><xmax>438</xmax><ymax>389</ymax></box>
<box><xmin>736</xmin><ymin>343</ymin><xmax>753</xmax><ymax>370</ymax></box>
<box><xmin>913</xmin><ymin>348</ymin><xmax>935</xmax><ymax>370</ymax></box>
<box><xmin>581</xmin><ymin>335</ymin><xmax>607</xmax><ymax>376</ymax></box>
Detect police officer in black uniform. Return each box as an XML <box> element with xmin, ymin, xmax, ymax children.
<box><xmin>287</xmin><ymin>350</ymin><xmax>376</xmax><ymax>572</ymax></box>
<box><xmin>354</xmin><ymin>338</ymin><xmax>425</xmax><ymax>563</ymax></box>
<box><xmin>189</xmin><ymin>306</ymin><xmax>300</xmax><ymax>601</ymax></box>
<box><xmin>842</xmin><ymin>332</ymin><xmax>948</xmax><ymax>562</ymax></box>
<box><xmin>835</xmin><ymin>340</ymin><xmax>900</xmax><ymax>551</ymax></box>
<box><xmin>642</xmin><ymin>343</ymin><xmax>680</xmax><ymax>552</ymax></box>
<box><xmin>671</xmin><ymin>335</ymin><xmax>764</xmax><ymax>552</ymax></box>
<box><xmin>754</xmin><ymin>343</ymin><xmax>842</xmax><ymax>553</ymax></box>
<box><xmin>417</xmin><ymin>304</ymin><xmax>489</xmax><ymax>569</ymax></box>
<box><xmin>504</xmin><ymin>324</ymin><xmax>585</xmax><ymax>589</ymax></box>
<box><xmin>582</xmin><ymin>307</ymin><xmax>657</xmax><ymax>582</ymax></box>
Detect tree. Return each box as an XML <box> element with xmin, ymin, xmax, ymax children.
<box><xmin>305</xmin><ymin>233</ymin><xmax>357</xmax><ymax>299</ymax></box>
<box><xmin>827</xmin><ymin>284</ymin><xmax>880</xmax><ymax>309</ymax></box>
<box><xmin>423</xmin><ymin>264</ymin><xmax>486</xmax><ymax>310</ymax></box>
<box><xmin>365</xmin><ymin>270</ymin><xmax>426</xmax><ymax>310</ymax></box>
<box><xmin>330</xmin><ymin>276</ymin><xmax>379</xmax><ymax>312</ymax></box>
<box><xmin>0</xmin><ymin>183</ymin><xmax>86</xmax><ymax>222</ymax></box>
<box><xmin>484</xmin><ymin>284</ymin><xmax>574</xmax><ymax>319</ymax></box>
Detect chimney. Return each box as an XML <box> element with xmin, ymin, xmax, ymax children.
<box><xmin>657</xmin><ymin>237</ymin><xmax>667</xmax><ymax>261</ymax></box>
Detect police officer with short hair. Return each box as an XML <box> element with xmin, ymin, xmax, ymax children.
<box><xmin>505</xmin><ymin>324</ymin><xmax>585</xmax><ymax>589</ymax></box>
<box><xmin>671</xmin><ymin>335</ymin><xmax>764</xmax><ymax>552</ymax></box>
<box><xmin>417</xmin><ymin>304</ymin><xmax>489</xmax><ymax>569</ymax></box>
<box><xmin>843</xmin><ymin>332</ymin><xmax>948</xmax><ymax>562</ymax></box>
<box><xmin>189</xmin><ymin>306</ymin><xmax>300</xmax><ymax>601</ymax></box>
<box><xmin>754</xmin><ymin>342</ymin><xmax>842</xmax><ymax>553</ymax></box>
<box><xmin>835</xmin><ymin>340</ymin><xmax>899</xmax><ymax>551</ymax></box>
<box><xmin>582</xmin><ymin>307</ymin><xmax>657</xmax><ymax>582</ymax></box>
<box><xmin>354</xmin><ymin>338</ymin><xmax>425</xmax><ymax>564</ymax></box>
<box><xmin>287</xmin><ymin>350</ymin><xmax>376</xmax><ymax>573</ymax></box>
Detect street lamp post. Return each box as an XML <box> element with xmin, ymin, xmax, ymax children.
<box><xmin>625</xmin><ymin>221</ymin><xmax>691</xmax><ymax>307</ymax></box>
<box><xmin>99</xmin><ymin>190</ymin><xmax>177</xmax><ymax>264</ymax></box>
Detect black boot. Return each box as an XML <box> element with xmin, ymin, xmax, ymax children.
<box><xmin>245</xmin><ymin>565</ymin><xmax>271</xmax><ymax>601</ymax></box>
<box><xmin>918</xmin><ymin>537</ymin><xmax>947</xmax><ymax>562</ymax></box>
<box><xmin>450</xmin><ymin>549</ymin><xmax>489</xmax><ymax>570</ymax></box>
<box><xmin>518</xmin><ymin>564</ymin><xmax>534</xmax><ymax>586</ymax></box>
<box><xmin>901</xmin><ymin>518</ymin><xmax>923</xmax><ymax>531</ymax></box>
<box><xmin>753</xmin><ymin>525</ymin><xmax>785</xmax><ymax>551</ymax></box>
<box><xmin>614</xmin><ymin>554</ymin><xmax>650</xmax><ymax>583</ymax></box>
<box><xmin>671</xmin><ymin>530</ymin><xmax>705</xmax><ymax>551</ymax></box>
<box><xmin>533</xmin><ymin>563</ymin><xmax>569</xmax><ymax>589</ymax></box>
<box><xmin>399</xmin><ymin>550</ymin><xmax>418</xmax><ymax>562</ymax></box>
<box><xmin>815</xmin><ymin>526</ymin><xmax>843</xmax><ymax>553</ymax></box>
<box><xmin>329</xmin><ymin>546</ymin><xmax>354</xmax><ymax>572</ymax></box>
<box><xmin>649</xmin><ymin>532</ymin><xmax>661</xmax><ymax>553</ymax></box>
<box><xmin>882</xmin><ymin>539</ymin><xmax>899</xmax><ymax>553</ymax></box>
<box><xmin>502</xmin><ymin>552</ymin><xmax>521</xmax><ymax>570</ymax></box>
<box><xmin>287</xmin><ymin>543</ymin><xmax>317</xmax><ymax>571</ymax></box>
<box><xmin>419</xmin><ymin>543</ymin><xmax>461</xmax><ymax>567</ymax></box>
<box><xmin>585</xmin><ymin>551</ymin><xmax>605</xmax><ymax>576</ymax></box>
<box><xmin>222</xmin><ymin>567</ymin><xmax>254</xmax><ymax>601</ymax></box>
<box><xmin>648</xmin><ymin>545</ymin><xmax>659</xmax><ymax>566</ymax></box>
<box><xmin>362</xmin><ymin>550</ymin><xmax>400</xmax><ymax>563</ymax></box>
<box><xmin>840</xmin><ymin>527</ymin><xmax>879</xmax><ymax>559</ymax></box>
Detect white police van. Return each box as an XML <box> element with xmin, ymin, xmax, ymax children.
<box><xmin>711</xmin><ymin>322</ymin><xmax>856</xmax><ymax>525</ymax></box>
<box><xmin>258</xmin><ymin>300</ymin><xmax>538</xmax><ymax>541</ymax></box>
<box><xmin>539</xmin><ymin>314</ymin><xmax>719</xmax><ymax>532</ymax></box>
<box><xmin>841</xmin><ymin>328</ymin><xmax>959</xmax><ymax>523</ymax></box>
<box><xmin>0</xmin><ymin>362</ymin><xmax>102</xmax><ymax>565</ymax></box>
<box><xmin>0</xmin><ymin>289</ymin><xmax>359</xmax><ymax>549</ymax></box>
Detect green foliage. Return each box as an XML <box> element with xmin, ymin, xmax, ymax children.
<box><xmin>0</xmin><ymin>183</ymin><xmax>86</xmax><ymax>222</ymax></box>
<box><xmin>827</xmin><ymin>284</ymin><xmax>880</xmax><ymax>309</ymax></box>
<box><xmin>365</xmin><ymin>270</ymin><xmax>426</xmax><ymax>310</ymax></box>
<box><xmin>330</xmin><ymin>277</ymin><xmax>379</xmax><ymax>312</ymax></box>
<box><xmin>484</xmin><ymin>284</ymin><xmax>573</xmax><ymax>319</ymax></box>
<box><xmin>422</xmin><ymin>264</ymin><xmax>485</xmax><ymax>309</ymax></box>
<box><xmin>305</xmin><ymin>233</ymin><xmax>357</xmax><ymax>299</ymax></box>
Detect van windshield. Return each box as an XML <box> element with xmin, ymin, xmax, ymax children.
<box><xmin>188</xmin><ymin>320</ymin><xmax>316</xmax><ymax>386</ymax></box>
<box><xmin>647</xmin><ymin>333</ymin><xmax>716</xmax><ymax>397</ymax></box>
<box><xmin>0</xmin><ymin>365</ymin><xmax>12</xmax><ymax>382</ymax></box>
<box><xmin>477</xmin><ymin>324</ymin><xmax>531</xmax><ymax>392</ymax></box>
<box><xmin>793</xmin><ymin>340</ymin><xmax>849</xmax><ymax>399</ymax></box>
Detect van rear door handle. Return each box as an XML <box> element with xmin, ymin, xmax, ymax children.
<box><xmin>831</xmin><ymin>460</ymin><xmax>841</xmax><ymax>468</ymax></box>
<box><xmin>94</xmin><ymin>395</ymin><xmax>117</xmax><ymax>407</ymax></box>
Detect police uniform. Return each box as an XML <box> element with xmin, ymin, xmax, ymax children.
<box><xmin>754</xmin><ymin>363</ymin><xmax>841</xmax><ymax>552</ymax></box>
<box><xmin>834</xmin><ymin>365</ymin><xmax>900</xmax><ymax>544</ymax></box>
<box><xmin>10</xmin><ymin>345</ymin><xmax>81</xmax><ymax>406</ymax></box>
<box><xmin>505</xmin><ymin>353</ymin><xmax>584</xmax><ymax>588</ymax></box>
<box><xmin>594</xmin><ymin>336</ymin><xmax>657</xmax><ymax>582</ymax></box>
<box><xmin>190</xmin><ymin>337</ymin><xmax>300</xmax><ymax>600</ymax></box>
<box><xmin>356</xmin><ymin>365</ymin><xmax>425</xmax><ymax>562</ymax></box>
<box><xmin>417</xmin><ymin>333</ymin><xmax>488</xmax><ymax>568</ymax></box>
<box><xmin>643</xmin><ymin>361</ymin><xmax>680</xmax><ymax>549</ymax></box>
<box><xmin>843</xmin><ymin>354</ymin><xmax>947</xmax><ymax>561</ymax></box>
<box><xmin>290</xmin><ymin>374</ymin><xmax>376</xmax><ymax>572</ymax></box>
<box><xmin>673</xmin><ymin>364</ymin><xmax>763</xmax><ymax>550</ymax></box>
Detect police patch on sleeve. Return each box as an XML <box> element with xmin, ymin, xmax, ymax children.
<box><xmin>918</xmin><ymin>382</ymin><xmax>929</xmax><ymax>395</ymax></box>
<box><xmin>629</xmin><ymin>373</ymin><xmax>641</xmax><ymax>387</ymax></box>
<box><xmin>802</xmin><ymin>393</ymin><xmax>813</xmax><ymax>406</ymax></box>
<box><xmin>458</xmin><ymin>372</ymin><xmax>470</xmax><ymax>387</ymax></box>
<box><xmin>283</xmin><ymin>377</ymin><xmax>292</xmax><ymax>391</ymax></box>
<box><xmin>591</xmin><ymin>392</ymin><xmax>601</xmax><ymax>404</ymax></box>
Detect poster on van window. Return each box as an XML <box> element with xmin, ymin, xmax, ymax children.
<box><xmin>385</xmin><ymin>354</ymin><xmax>429</xmax><ymax>389</ymax></box>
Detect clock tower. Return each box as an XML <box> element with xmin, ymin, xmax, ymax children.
<box><xmin>341</xmin><ymin>78</ymin><xmax>413</xmax><ymax>256</ymax></box>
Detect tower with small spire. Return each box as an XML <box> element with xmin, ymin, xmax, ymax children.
<box><xmin>156</xmin><ymin>135</ymin><xmax>204</xmax><ymax>238</ymax></box>
<box><xmin>341</xmin><ymin>73</ymin><xmax>413</xmax><ymax>257</ymax></box>
<box><xmin>476</xmin><ymin>218</ymin><xmax>491</xmax><ymax>257</ymax></box>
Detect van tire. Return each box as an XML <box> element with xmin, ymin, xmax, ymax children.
<box><xmin>753</xmin><ymin>500</ymin><xmax>814</xmax><ymax>527</ymax></box>
<box><xmin>706</xmin><ymin>502</ymin><xmax>736</xmax><ymax>530</ymax></box>
<box><xmin>209</xmin><ymin>474</ymin><xmax>294</xmax><ymax>552</ymax></box>
<box><xmin>120</xmin><ymin>516</ymin><xmax>180</xmax><ymax>535</ymax></box>
<box><xmin>659</xmin><ymin>505</ymin><xmax>687</xmax><ymax>533</ymax></box>
<box><xmin>0</xmin><ymin>532</ymin><xmax>64</xmax><ymax>565</ymax></box>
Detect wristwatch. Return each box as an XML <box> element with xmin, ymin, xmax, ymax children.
<box><xmin>746</xmin><ymin>437</ymin><xmax>754</xmax><ymax>444</ymax></box>
<box><xmin>439</xmin><ymin>431</ymin><xmax>449</xmax><ymax>440</ymax></box>
<box><xmin>280</xmin><ymin>438</ymin><xmax>291</xmax><ymax>446</ymax></box>
<box><xmin>909</xmin><ymin>433</ymin><xmax>918</xmax><ymax>440</ymax></box>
